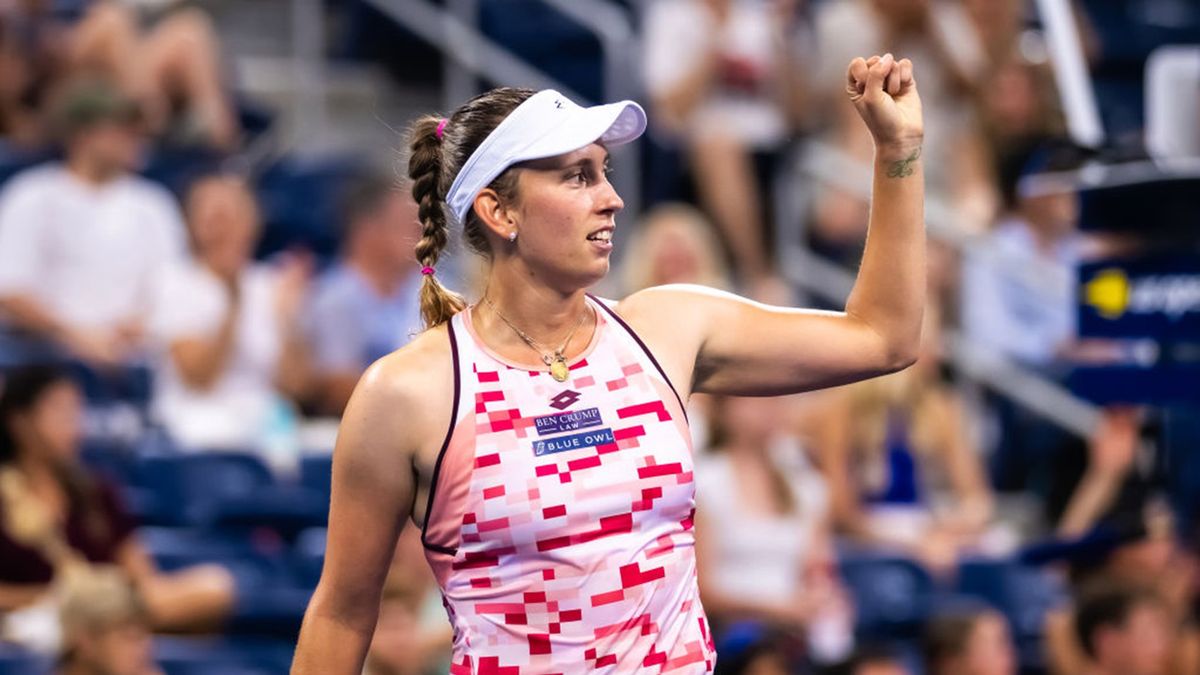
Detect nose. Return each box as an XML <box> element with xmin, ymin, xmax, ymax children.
<box><xmin>597</xmin><ymin>177</ymin><xmax>624</xmax><ymax>216</ymax></box>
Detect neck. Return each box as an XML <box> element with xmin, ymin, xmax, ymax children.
<box><xmin>67</xmin><ymin>155</ymin><xmax>118</xmax><ymax>186</ymax></box>
<box><xmin>13</xmin><ymin>453</ymin><xmax>59</xmax><ymax>492</ymax></box>
<box><xmin>348</xmin><ymin>250</ymin><xmax>411</xmax><ymax>296</ymax></box>
<box><xmin>475</xmin><ymin>264</ymin><xmax>593</xmax><ymax>361</ymax></box>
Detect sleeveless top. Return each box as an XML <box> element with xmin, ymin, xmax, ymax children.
<box><xmin>421</xmin><ymin>296</ymin><xmax>715</xmax><ymax>674</ymax></box>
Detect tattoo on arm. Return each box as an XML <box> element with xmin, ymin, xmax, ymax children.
<box><xmin>885</xmin><ymin>146</ymin><xmax>922</xmax><ymax>179</ymax></box>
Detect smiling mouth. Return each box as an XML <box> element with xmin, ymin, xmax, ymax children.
<box><xmin>587</xmin><ymin>229</ymin><xmax>613</xmax><ymax>243</ymax></box>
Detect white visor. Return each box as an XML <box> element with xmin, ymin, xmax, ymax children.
<box><xmin>444</xmin><ymin>89</ymin><xmax>647</xmax><ymax>226</ymax></box>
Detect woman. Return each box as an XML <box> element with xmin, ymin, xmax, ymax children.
<box><xmin>923</xmin><ymin>607</ymin><xmax>1017</xmax><ymax>675</ymax></box>
<box><xmin>810</xmin><ymin>305</ymin><xmax>996</xmax><ymax>573</ymax></box>
<box><xmin>0</xmin><ymin>366</ymin><xmax>234</xmax><ymax>635</ymax></box>
<box><xmin>695</xmin><ymin>396</ymin><xmax>853</xmax><ymax>667</ymax></box>
<box><xmin>293</xmin><ymin>52</ymin><xmax>924</xmax><ymax>673</ymax></box>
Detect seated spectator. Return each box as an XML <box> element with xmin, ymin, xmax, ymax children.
<box><xmin>1072</xmin><ymin>583</ymin><xmax>1175</xmax><ymax>675</ymax></box>
<box><xmin>0</xmin><ymin>0</ymin><xmax>236</xmax><ymax>149</ymax></box>
<box><xmin>642</xmin><ymin>0</ymin><xmax>809</xmax><ymax>284</ymax></box>
<box><xmin>619</xmin><ymin>202</ymin><xmax>732</xmax><ymax>294</ymax></box>
<box><xmin>810</xmin><ymin>304</ymin><xmax>996</xmax><ymax>572</ymax></box>
<box><xmin>150</xmin><ymin>174</ymin><xmax>312</xmax><ymax>451</ymax></box>
<box><xmin>306</xmin><ymin>172</ymin><xmax>423</xmax><ymax>416</ymax></box>
<box><xmin>846</xmin><ymin>643</ymin><xmax>913</xmax><ymax>675</ymax></box>
<box><xmin>57</xmin><ymin>566</ymin><xmax>162</xmax><ymax>675</ymax></box>
<box><xmin>923</xmin><ymin>606</ymin><xmax>1017</xmax><ymax>675</ymax></box>
<box><xmin>0</xmin><ymin>78</ymin><xmax>186</xmax><ymax>369</ymax></box>
<box><xmin>812</xmin><ymin>0</ymin><xmax>996</xmax><ymax>234</ymax></box>
<box><xmin>696</xmin><ymin>395</ymin><xmax>854</xmax><ymax>668</ymax></box>
<box><xmin>0</xmin><ymin>365</ymin><xmax>234</xmax><ymax>633</ymax></box>
<box><xmin>961</xmin><ymin>146</ymin><xmax>1081</xmax><ymax>368</ymax></box>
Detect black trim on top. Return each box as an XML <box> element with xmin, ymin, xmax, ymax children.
<box><xmin>589</xmin><ymin>294</ymin><xmax>688</xmax><ymax>421</ymax></box>
<box><xmin>420</xmin><ymin>319</ymin><xmax>462</xmax><ymax>556</ymax></box>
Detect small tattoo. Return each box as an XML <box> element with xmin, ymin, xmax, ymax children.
<box><xmin>886</xmin><ymin>146</ymin><xmax>922</xmax><ymax>178</ymax></box>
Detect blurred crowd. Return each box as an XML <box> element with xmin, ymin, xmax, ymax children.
<box><xmin>0</xmin><ymin>0</ymin><xmax>1198</xmax><ymax>674</ymax></box>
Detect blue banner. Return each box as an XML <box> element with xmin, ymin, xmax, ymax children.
<box><xmin>1078</xmin><ymin>256</ymin><xmax>1200</xmax><ymax>340</ymax></box>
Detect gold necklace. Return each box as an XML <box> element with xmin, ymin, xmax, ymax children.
<box><xmin>483</xmin><ymin>296</ymin><xmax>590</xmax><ymax>382</ymax></box>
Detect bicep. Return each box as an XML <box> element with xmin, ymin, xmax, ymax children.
<box><xmin>686</xmin><ymin>288</ymin><xmax>901</xmax><ymax>396</ymax></box>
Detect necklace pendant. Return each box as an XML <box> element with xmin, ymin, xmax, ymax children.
<box><xmin>550</xmin><ymin>357</ymin><xmax>570</xmax><ymax>382</ymax></box>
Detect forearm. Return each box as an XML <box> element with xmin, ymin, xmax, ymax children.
<box><xmin>1058</xmin><ymin>469</ymin><xmax>1123</xmax><ymax>537</ymax></box>
<box><xmin>292</xmin><ymin>596</ymin><xmax>377</xmax><ymax>674</ymax></box>
<box><xmin>173</xmin><ymin>311</ymin><xmax>238</xmax><ymax>389</ymax></box>
<box><xmin>0</xmin><ymin>295</ymin><xmax>67</xmax><ymax>342</ymax></box>
<box><xmin>844</xmin><ymin>140</ymin><xmax>925</xmax><ymax>367</ymax></box>
<box><xmin>0</xmin><ymin>582</ymin><xmax>49</xmax><ymax>611</ymax></box>
<box><xmin>654</xmin><ymin>51</ymin><xmax>718</xmax><ymax>131</ymax></box>
<box><xmin>275</xmin><ymin>327</ymin><xmax>312</xmax><ymax>401</ymax></box>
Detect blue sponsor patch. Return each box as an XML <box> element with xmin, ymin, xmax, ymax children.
<box><xmin>534</xmin><ymin>407</ymin><xmax>603</xmax><ymax>436</ymax></box>
<box><xmin>533</xmin><ymin>428</ymin><xmax>615</xmax><ymax>457</ymax></box>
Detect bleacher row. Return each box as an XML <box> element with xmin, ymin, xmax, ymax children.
<box><xmin>2</xmin><ymin>442</ymin><xmax>1070</xmax><ymax>674</ymax></box>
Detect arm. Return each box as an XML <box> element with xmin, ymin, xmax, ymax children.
<box><xmin>169</xmin><ymin>288</ymin><xmax>240</xmax><ymax>391</ymax></box>
<box><xmin>292</xmin><ymin>355</ymin><xmax>430</xmax><ymax>674</ymax></box>
<box><xmin>1057</xmin><ymin>409</ymin><xmax>1138</xmax><ymax>538</ymax></box>
<box><xmin>931</xmin><ymin>390</ymin><xmax>994</xmax><ymax>533</ymax></box>
<box><xmin>626</xmin><ymin>55</ymin><xmax>924</xmax><ymax>397</ymax></box>
<box><xmin>0</xmin><ymin>582</ymin><xmax>48</xmax><ymax>611</ymax></box>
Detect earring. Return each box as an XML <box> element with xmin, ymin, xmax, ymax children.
<box><xmin>508</xmin><ymin>231</ymin><xmax>517</xmax><ymax>242</ymax></box>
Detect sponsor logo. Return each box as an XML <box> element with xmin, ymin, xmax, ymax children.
<box><xmin>534</xmin><ymin>407</ymin><xmax>603</xmax><ymax>436</ymax></box>
<box><xmin>549</xmin><ymin>390</ymin><xmax>581</xmax><ymax>410</ymax></box>
<box><xmin>1084</xmin><ymin>268</ymin><xmax>1200</xmax><ymax>320</ymax></box>
<box><xmin>533</xmin><ymin>428</ymin><xmax>616</xmax><ymax>457</ymax></box>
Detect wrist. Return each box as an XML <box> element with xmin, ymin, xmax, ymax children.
<box><xmin>874</xmin><ymin>137</ymin><xmax>924</xmax><ymax>162</ymax></box>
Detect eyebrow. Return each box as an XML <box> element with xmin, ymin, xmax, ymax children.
<box><xmin>526</xmin><ymin>151</ymin><xmax>611</xmax><ymax>172</ymax></box>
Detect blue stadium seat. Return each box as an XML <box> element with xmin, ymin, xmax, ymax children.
<box><xmin>0</xmin><ymin>644</ymin><xmax>52</xmax><ymax>675</ymax></box>
<box><xmin>838</xmin><ymin>551</ymin><xmax>934</xmax><ymax>639</ymax></box>
<box><xmin>291</xmin><ymin>526</ymin><xmax>327</xmax><ymax>588</ymax></box>
<box><xmin>255</xmin><ymin>156</ymin><xmax>363</xmax><ymax>261</ymax></box>
<box><xmin>956</xmin><ymin>558</ymin><xmax>1068</xmax><ymax>670</ymax></box>
<box><xmin>479</xmin><ymin>0</ymin><xmax>604</xmax><ymax>103</ymax></box>
<box><xmin>156</xmin><ymin>637</ymin><xmax>295</xmax><ymax>675</ymax></box>
<box><xmin>299</xmin><ymin>455</ymin><xmax>333</xmax><ymax>499</ymax></box>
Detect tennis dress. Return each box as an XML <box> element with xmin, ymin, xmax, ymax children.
<box><xmin>421</xmin><ymin>296</ymin><xmax>715</xmax><ymax>674</ymax></box>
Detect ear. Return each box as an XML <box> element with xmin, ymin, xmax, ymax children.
<box><xmin>472</xmin><ymin>187</ymin><xmax>519</xmax><ymax>240</ymax></box>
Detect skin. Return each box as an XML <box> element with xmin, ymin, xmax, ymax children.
<box><xmin>292</xmin><ymin>53</ymin><xmax>924</xmax><ymax>673</ymax></box>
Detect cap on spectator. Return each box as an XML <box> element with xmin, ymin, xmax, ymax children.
<box><xmin>49</xmin><ymin>78</ymin><xmax>143</xmax><ymax>140</ymax></box>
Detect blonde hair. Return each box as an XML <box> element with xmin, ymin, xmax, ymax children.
<box><xmin>620</xmin><ymin>202</ymin><xmax>731</xmax><ymax>294</ymax></box>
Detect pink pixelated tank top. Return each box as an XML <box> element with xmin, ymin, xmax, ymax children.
<box><xmin>421</xmin><ymin>295</ymin><xmax>715</xmax><ymax>674</ymax></box>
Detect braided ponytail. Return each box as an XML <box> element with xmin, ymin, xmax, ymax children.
<box><xmin>408</xmin><ymin>115</ymin><xmax>467</xmax><ymax>329</ymax></box>
<box><xmin>405</xmin><ymin>88</ymin><xmax>536</xmax><ymax>330</ymax></box>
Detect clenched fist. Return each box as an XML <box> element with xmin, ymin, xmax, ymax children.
<box><xmin>846</xmin><ymin>54</ymin><xmax>923</xmax><ymax>155</ymax></box>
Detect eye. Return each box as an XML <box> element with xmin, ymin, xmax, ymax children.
<box><xmin>603</xmin><ymin>165</ymin><xmax>614</xmax><ymax>179</ymax></box>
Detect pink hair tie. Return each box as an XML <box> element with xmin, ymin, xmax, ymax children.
<box><xmin>435</xmin><ymin>119</ymin><xmax>448</xmax><ymax>140</ymax></box>
<box><xmin>421</xmin><ymin>266</ymin><xmax>436</xmax><ymax>276</ymax></box>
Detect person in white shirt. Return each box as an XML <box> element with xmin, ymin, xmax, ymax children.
<box><xmin>150</xmin><ymin>174</ymin><xmax>311</xmax><ymax>451</ymax></box>
<box><xmin>0</xmin><ymin>78</ymin><xmax>186</xmax><ymax>369</ymax></box>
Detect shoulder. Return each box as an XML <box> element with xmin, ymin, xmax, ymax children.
<box><xmin>0</xmin><ymin>163</ymin><xmax>63</xmax><ymax>202</ymax></box>
<box><xmin>353</xmin><ymin>322</ymin><xmax>456</xmax><ymax>419</ymax></box>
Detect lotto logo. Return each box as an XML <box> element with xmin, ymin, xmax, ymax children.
<box><xmin>549</xmin><ymin>390</ymin><xmax>581</xmax><ymax>410</ymax></box>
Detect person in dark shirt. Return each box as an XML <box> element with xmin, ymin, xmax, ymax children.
<box><xmin>0</xmin><ymin>364</ymin><xmax>233</xmax><ymax>631</ymax></box>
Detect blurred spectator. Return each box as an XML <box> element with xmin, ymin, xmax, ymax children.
<box><xmin>1071</xmin><ymin>583</ymin><xmax>1176</xmax><ymax>675</ymax></box>
<box><xmin>812</xmin><ymin>0</ymin><xmax>996</xmax><ymax>233</ymax></box>
<box><xmin>149</xmin><ymin>174</ymin><xmax>312</xmax><ymax>451</ymax></box>
<box><xmin>963</xmin><ymin>0</ymin><xmax>1026</xmax><ymax>67</ymax></box>
<box><xmin>695</xmin><ymin>395</ymin><xmax>854</xmax><ymax>667</ymax></box>
<box><xmin>811</xmin><ymin>305</ymin><xmax>996</xmax><ymax>572</ymax></box>
<box><xmin>642</xmin><ymin>0</ymin><xmax>809</xmax><ymax>283</ymax></box>
<box><xmin>364</xmin><ymin>528</ymin><xmax>451</xmax><ymax>675</ymax></box>
<box><xmin>1040</xmin><ymin>507</ymin><xmax>1200</xmax><ymax>675</ymax></box>
<box><xmin>57</xmin><ymin>566</ymin><xmax>162</xmax><ymax>675</ymax></box>
<box><xmin>923</xmin><ymin>606</ymin><xmax>1017</xmax><ymax>675</ymax></box>
<box><xmin>0</xmin><ymin>78</ymin><xmax>185</xmax><ymax>369</ymax></box>
<box><xmin>845</xmin><ymin>643</ymin><xmax>912</xmax><ymax>675</ymax></box>
<box><xmin>619</xmin><ymin>202</ymin><xmax>732</xmax><ymax>294</ymax></box>
<box><xmin>306</xmin><ymin>173</ymin><xmax>423</xmax><ymax>417</ymax></box>
<box><xmin>0</xmin><ymin>0</ymin><xmax>236</xmax><ymax>149</ymax></box>
<box><xmin>0</xmin><ymin>366</ymin><xmax>234</xmax><ymax>633</ymax></box>
<box><xmin>961</xmin><ymin>147</ymin><xmax>1081</xmax><ymax>369</ymax></box>
<box><xmin>711</xmin><ymin>622</ymin><xmax>792</xmax><ymax>675</ymax></box>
